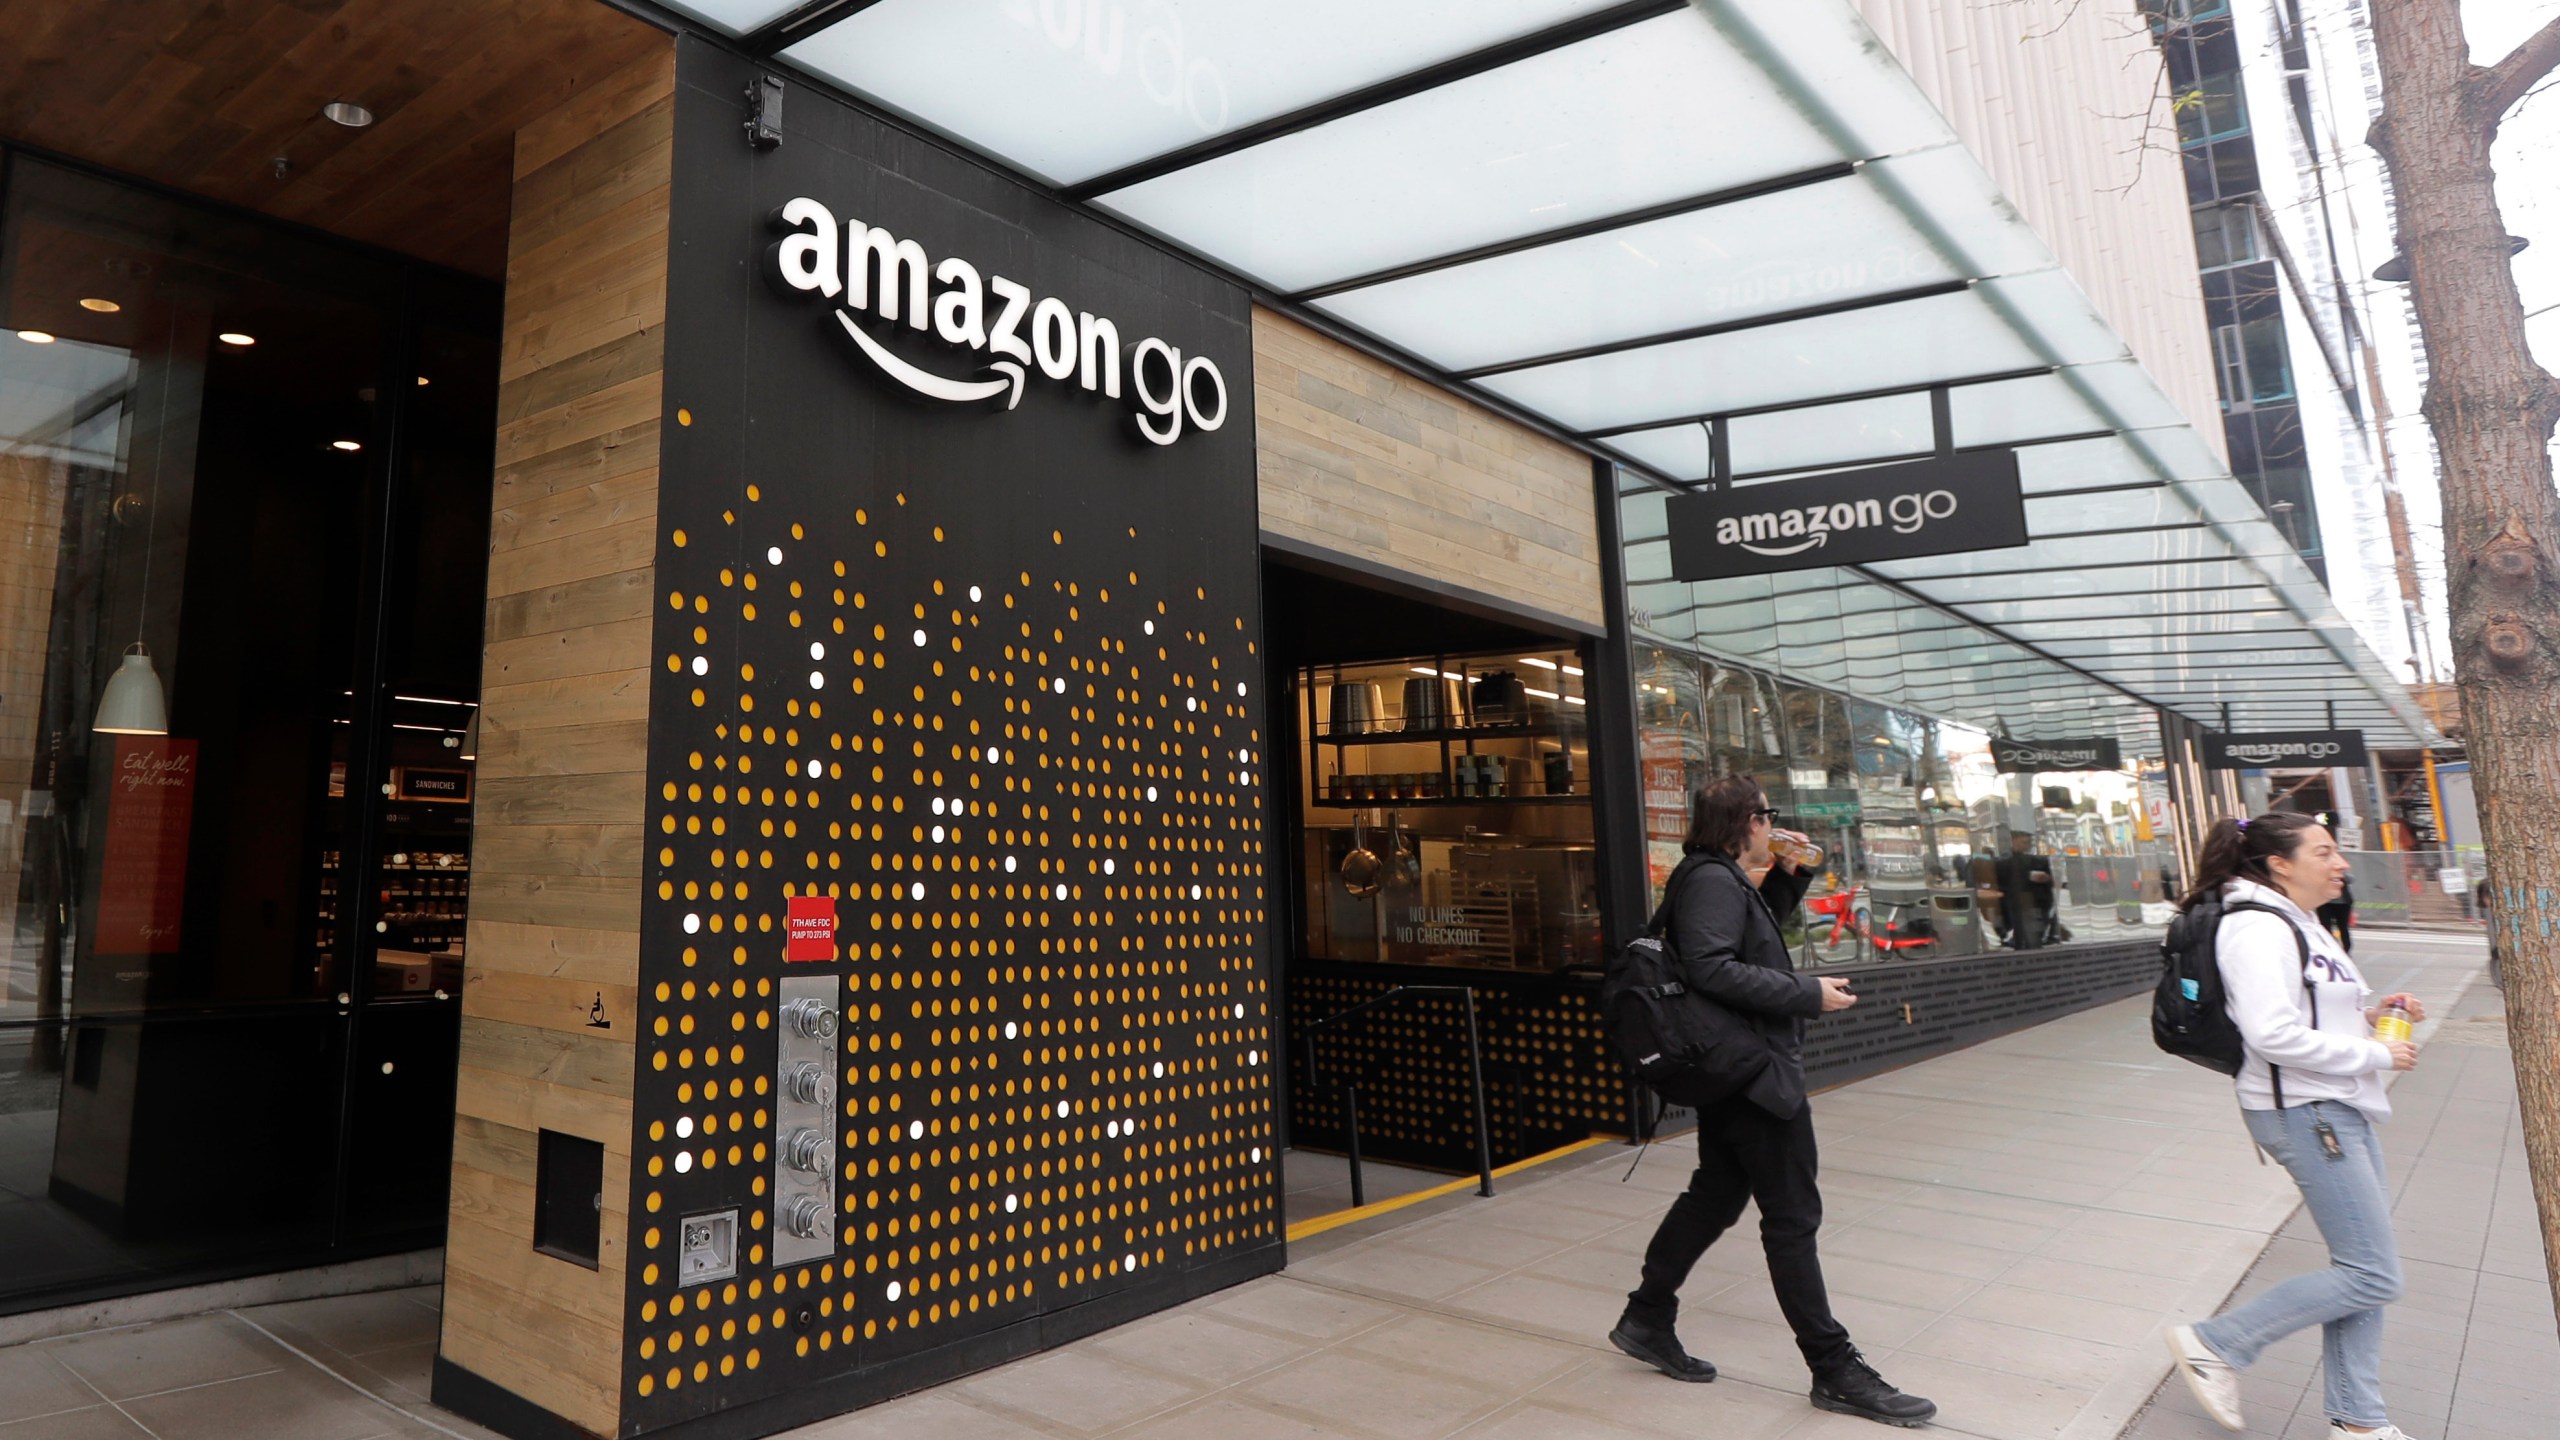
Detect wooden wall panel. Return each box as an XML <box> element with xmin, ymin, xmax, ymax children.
<box><xmin>436</xmin><ymin>43</ymin><xmax>672</xmax><ymax>1440</ymax></box>
<box><xmin>1251</xmin><ymin>309</ymin><xmax>1603</xmax><ymax>631</ymax></box>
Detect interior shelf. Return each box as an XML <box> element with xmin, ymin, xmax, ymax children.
<box><xmin>1315</xmin><ymin>723</ymin><xmax>1566</xmax><ymax>746</ymax></box>
<box><xmin>1310</xmin><ymin>794</ymin><xmax>1586</xmax><ymax>808</ymax></box>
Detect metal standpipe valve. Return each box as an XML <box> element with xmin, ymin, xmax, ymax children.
<box><xmin>781</xmin><ymin>1193</ymin><xmax>827</xmax><ymax>1240</ymax></box>
<box><xmin>781</xmin><ymin>997</ymin><xmax>837</xmax><ymax>1040</ymax></box>
<box><xmin>785</xmin><ymin>1127</ymin><xmax>828</xmax><ymax>1174</ymax></box>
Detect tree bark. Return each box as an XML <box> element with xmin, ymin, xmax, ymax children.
<box><xmin>2368</xmin><ymin>2</ymin><xmax>2560</xmax><ymax>1328</ymax></box>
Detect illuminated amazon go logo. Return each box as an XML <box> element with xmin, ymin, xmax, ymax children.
<box><xmin>1712</xmin><ymin>487</ymin><xmax>1959</xmax><ymax>558</ymax></box>
<box><xmin>765</xmin><ymin>197</ymin><xmax>1227</xmax><ymax>446</ymax></box>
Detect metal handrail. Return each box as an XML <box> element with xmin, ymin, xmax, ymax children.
<box><xmin>1299</xmin><ymin>984</ymin><xmax>1497</xmax><ymax>1206</ymax></box>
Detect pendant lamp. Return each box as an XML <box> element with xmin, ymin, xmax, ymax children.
<box><xmin>95</xmin><ymin>314</ymin><xmax>180</xmax><ymax>739</ymax></box>
<box><xmin>93</xmin><ymin>642</ymin><xmax>169</xmax><ymax>735</ymax></box>
<box><xmin>459</xmin><ymin>708</ymin><xmax>480</xmax><ymax>761</ymax></box>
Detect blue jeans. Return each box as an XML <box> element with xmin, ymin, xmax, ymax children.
<box><xmin>2195</xmin><ymin>1102</ymin><xmax>2402</xmax><ymax>1428</ymax></box>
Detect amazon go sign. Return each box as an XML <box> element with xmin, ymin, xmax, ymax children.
<box><xmin>1665</xmin><ymin>450</ymin><xmax>2028</xmax><ymax>579</ymax></box>
<box><xmin>764</xmin><ymin>198</ymin><xmax>1227</xmax><ymax>446</ymax></box>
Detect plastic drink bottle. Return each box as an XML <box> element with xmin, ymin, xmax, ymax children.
<box><xmin>2372</xmin><ymin>999</ymin><xmax>2414</xmax><ymax>1045</ymax></box>
<box><xmin>1769</xmin><ymin>829</ymin><xmax>1825</xmax><ymax>869</ymax></box>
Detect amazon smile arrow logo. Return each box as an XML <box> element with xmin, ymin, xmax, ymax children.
<box><xmin>768</xmin><ymin>198</ymin><xmax>1226</xmax><ymax>445</ymax></box>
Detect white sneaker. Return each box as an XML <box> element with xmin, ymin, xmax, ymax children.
<box><xmin>2164</xmin><ymin>1323</ymin><xmax>2244</xmax><ymax>1431</ymax></box>
<box><xmin>2330</xmin><ymin>1425</ymin><xmax>2417</xmax><ymax>1440</ymax></box>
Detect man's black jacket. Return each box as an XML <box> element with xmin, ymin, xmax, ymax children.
<box><xmin>1662</xmin><ymin>849</ymin><xmax>1825</xmax><ymax>1118</ymax></box>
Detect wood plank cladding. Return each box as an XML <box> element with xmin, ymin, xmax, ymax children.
<box><xmin>436</xmin><ymin>44</ymin><xmax>672</xmax><ymax>1439</ymax></box>
<box><xmin>1251</xmin><ymin>309</ymin><xmax>1603</xmax><ymax>631</ymax></box>
<box><xmin>0</xmin><ymin>0</ymin><xmax>667</xmax><ymax>277</ymax></box>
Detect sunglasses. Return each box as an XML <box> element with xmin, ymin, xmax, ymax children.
<box><xmin>1749</xmin><ymin>807</ymin><xmax>1780</xmax><ymax>820</ymax></box>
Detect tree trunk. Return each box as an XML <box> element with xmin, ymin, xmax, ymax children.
<box><xmin>2368</xmin><ymin>1</ymin><xmax>2560</xmax><ymax>1327</ymax></box>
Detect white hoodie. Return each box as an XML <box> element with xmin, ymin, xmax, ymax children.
<box><xmin>2216</xmin><ymin>878</ymin><xmax>2394</xmax><ymax>1119</ymax></box>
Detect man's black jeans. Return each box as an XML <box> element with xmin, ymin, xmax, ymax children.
<box><xmin>1625</xmin><ymin>1096</ymin><xmax>1855</xmax><ymax>1374</ymax></box>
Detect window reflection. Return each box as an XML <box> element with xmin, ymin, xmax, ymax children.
<box><xmin>1634</xmin><ymin>640</ymin><xmax>2177</xmax><ymax>966</ymax></box>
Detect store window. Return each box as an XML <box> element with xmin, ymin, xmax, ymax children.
<box><xmin>1293</xmin><ymin>645</ymin><xmax>1600</xmax><ymax>971</ymax></box>
<box><xmin>1631</xmin><ymin>641</ymin><xmax>2175</xmax><ymax>967</ymax></box>
<box><xmin>0</xmin><ymin>154</ymin><xmax>497</xmax><ymax>1310</ymax></box>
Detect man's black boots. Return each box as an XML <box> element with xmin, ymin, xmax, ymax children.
<box><xmin>1606</xmin><ymin>1312</ymin><xmax>1717</xmax><ymax>1382</ymax></box>
<box><xmin>1810</xmin><ymin>1350</ymin><xmax>1936</xmax><ymax>1427</ymax></box>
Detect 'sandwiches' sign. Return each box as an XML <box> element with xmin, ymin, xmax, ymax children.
<box><xmin>1992</xmin><ymin>736</ymin><xmax>2123</xmax><ymax>773</ymax></box>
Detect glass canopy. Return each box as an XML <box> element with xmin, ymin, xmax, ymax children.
<box><xmin>743</xmin><ymin>0</ymin><xmax>2435</xmax><ymax>750</ymax></box>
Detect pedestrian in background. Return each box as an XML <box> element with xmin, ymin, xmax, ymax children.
<box><xmin>1609</xmin><ymin>775</ymin><xmax>1935</xmax><ymax>1428</ymax></box>
<box><xmin>2163</xmin><ymin>813</ymin><xmax>2424</xmax><ymax>1440</ymax></box>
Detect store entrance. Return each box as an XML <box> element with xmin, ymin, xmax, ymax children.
<box><xmin>1264</xmin><ymin>557</ymin><xmax>1627</xmax><ymax>1211</ymax></box>
<box><xmin>0</xmin><ymin>155</ymin><xmax>499</xmax><ymax>1310</ymax></box>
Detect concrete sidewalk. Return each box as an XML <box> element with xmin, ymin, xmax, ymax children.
<box><xmin>0</xmin><ymin>933</ymin><xmax>2531</xmax><ymax>1440</ymax></box>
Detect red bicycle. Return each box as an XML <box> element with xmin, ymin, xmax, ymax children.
<box><xmin>1800</xmin><ymin>884</ymin><xmax>1937</xmax><ymax>964</ymax></box>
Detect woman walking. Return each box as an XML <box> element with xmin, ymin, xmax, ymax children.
<box><xmin>2164</xmin><ymin>812</ymin><xmax>2424</xmax><ymax>1438</ymax></box>
<box><xmin>1610</xmin><ymin>776</ymin><xmax>1935</xmax><ymax>1427</ymax></box>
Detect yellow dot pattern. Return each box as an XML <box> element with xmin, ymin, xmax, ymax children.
<box><xmin>630</xmin><ymin>485</ymin><xmax>1278</xmax><ymax>1413</ymax></box>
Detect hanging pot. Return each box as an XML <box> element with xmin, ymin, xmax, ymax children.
<box><xmin>1386</xmin><ymin>810</ymin><xmax>1422</xmax><ymax>888</ymax></box>
<box><xmin>1339</xmin><ymin>812</ymin><xmax>1382</xmax><ymax>898</ymax></box>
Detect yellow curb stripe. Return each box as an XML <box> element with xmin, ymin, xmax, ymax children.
<box><xmin>1283</xmin><ymin>1136</ymin><xmax>1618</xmax><ymax>1244</ymax></box>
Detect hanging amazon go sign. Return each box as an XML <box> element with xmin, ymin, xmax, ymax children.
<box><xmin>1665</xmin><ymin>450</ymin><xmax>2028</xmax><ymax>579</ymax></box>
<box><xmin>1993</xmin><ymin>736</ymin><xmax>2123</xmax><ymax>773</ymax></box>
<box><xmin>765</xmin><ymin>198</ymin><xmax>1227</xmax><ymax>446</ymax></box>
<box><xmin>2203</xmin><ymin>730</ymin><xmax>2369</xmax><ymax>769</ymax></box>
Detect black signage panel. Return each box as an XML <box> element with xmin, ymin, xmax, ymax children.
<box><xmin>1664</xmin><ymin>449</ymin><xmax>2029</xmax><ymax>580</ymax></box>
<box><xmin>1992</xmin><ymin>736</ymin><xmax>2123</xmax><ymax>773</ymax></box>
<box><xmin>625</xmin><ymin>43</ymin><xmax>1278</xmax><ymax>1432</ymax></box>
<box><xmin>2203</xmin><ymin>730</ymin><xmax>2369</xmax><ymax>769</ymax></box>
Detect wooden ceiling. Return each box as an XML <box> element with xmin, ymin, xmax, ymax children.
<box><xmin>0</xmin><ymin>0</ymin><xmax>669</xmax><ymax>278</ymax></box>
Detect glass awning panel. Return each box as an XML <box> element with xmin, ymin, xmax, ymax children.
<box><xmin>766</xmin><ymin>0</ymin><xmax>2438</xmax><ymax>749</ymax></box>
<box><xmin>1091</xmin><ymin>13</ymin><xmax>1848</xmax><ymax>291</ymax></box>
<box><xmin>780</xmin><ymin>0</ymin><xmax>1628</xmax><ymax>185</ymax></box>
<box><xmin>1309</xmin><ymin>155</ymin><xmax>1958</xmax><ymax>371</ymax></box>
<box><xmin>1479</xmin><ymin>285</ymin><xmax>2042</xmax><ymax>432</ymax></box>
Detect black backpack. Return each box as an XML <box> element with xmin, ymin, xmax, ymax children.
<box><xmin>1600</xmin><ymin>855</ymin><xmax>1773</xmax><ymax>1106</ymax></box>
<box><xmin>2153</xmin><ymin>897</ymin><xmax>2312</xmax><ymax>1080</ymax></box>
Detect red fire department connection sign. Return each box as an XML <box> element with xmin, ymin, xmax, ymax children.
<box><xmin>785</xmin><ymin>894</ymin><xmax>837</xmax><ymax>962</ymax></box>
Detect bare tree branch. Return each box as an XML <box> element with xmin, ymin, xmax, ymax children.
<box><xmin>2478</xmin><ymin>12</ymin><xmax>2560</xmax><ymax>127</ymax></box>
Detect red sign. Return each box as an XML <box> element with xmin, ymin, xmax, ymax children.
<box><xmin>785</xmin><ymin>894</ymin><xmax>837</xmax><ymax>962</ymax></box>
<box><xmin>98</xmin><ymin>737</ymin><xmax>197</xmax><ymax>954</ymax></box>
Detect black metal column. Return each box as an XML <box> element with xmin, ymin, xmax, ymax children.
<box><xmin>1586</xmin><ymin>456</ymin><xmax>1651</xmax><ymax>946</ymax></box>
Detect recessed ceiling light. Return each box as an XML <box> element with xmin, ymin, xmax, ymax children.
<box><xmin>330</xmin><ymin>440</ymin><xmax>363</xmax><ymax>452</ymax></box>
<box><xmin>15</xmin><ymin>330</ymin><xmax>55</xmax><ymax>344</ymax></box>
<box><xmin>322</xmin><ymin>101</ymin><xmax>375</xmax><ymax>128</ymax></box>
<box><xmin>78</xmin><ymin>298</ymin><xmax>121</xmax><ymax>313</ymax></box>
<box><xmin>416</xmin><ymin>376</ymin><xmax>430</xmax><ymax>386</ymax></box>
<box><xmin>218</xmin><ymin>332</ymin><xmax>255</xmax><ymax>346</ymax></box>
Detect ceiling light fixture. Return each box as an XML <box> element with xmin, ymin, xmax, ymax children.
<box><xmin>15</xmin><ymin>330</ymin><xmax>55</xmax><ymax>344</ymax></box>
<box><xmin>78</xmin><ymin>298</ymin><xmax>121</xmax><ymax>313</ymax></box>
<box><xmin>330</xmin><ymin>439</ymin><xmax>363</xmax><ymax>452</ymax></box>
<box><xmin>322</xmin><ymin>101</ymin><xmax>376</xmax><ymax>128</ymax></box>
<box><xmin>217</xmin><ymin>332</ymin><xmax>255</xmax><ymax>346</ymax></box>
<box><xmin>416</xmin><ymin>375</ymin><xmax>431</xmax><ymax>386</ymax></box>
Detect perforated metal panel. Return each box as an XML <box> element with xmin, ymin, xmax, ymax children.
<box><xmin>617</xmin><ymin>45</ymin><xmax>1280</xmax><ymax>1431</ymax></box>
